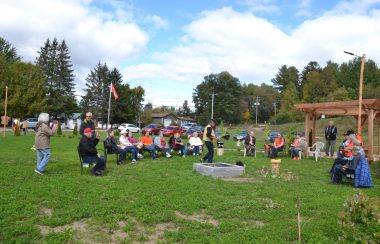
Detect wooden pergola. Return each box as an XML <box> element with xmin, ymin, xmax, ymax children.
<box><xmin>295</xmin><ymin>99</ymin><xmax>380</xmax><ymax>162</ymax></box>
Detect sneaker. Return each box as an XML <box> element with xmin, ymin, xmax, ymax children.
<box><xmin>200</xmin><ymin>158</ymin><xmax>204</xmax><ymax>164</ymax></box>
<box><xmin>83</xmin><ymin>163</ymin><xmax>90</xmax><ymax>168</ymax></box>
<box><xmin>182</xmin><ymin>155</ymin><xmax>186</xmax><ymax>158</ymax></box>
<box><xmin>137</xmin><ymin>153</ymin><xmax>144</xmax><ymax>159</ymax></box>
<box><xmin>117</xmin><ymin>161</ymin><xmax>123</xmax><ymax>165</ymax></box>
<box><xmin>132</xmin><ymin>159</ymin><xmax>137</xmax><ymax>163</ymax></box>
<box><xmin>193</xmin><ymin>153</ymin><xmax>195</xmax><ymax>156</ymax></box>
<box><xmin>34</xmin><ymin>169</ymin><xmax>44</xmax><ymax>175</ymax></box>
<box><xmin>196</xmin><ymin>154</ymin><xmax>199</xmax><ymax>156</ymax></box>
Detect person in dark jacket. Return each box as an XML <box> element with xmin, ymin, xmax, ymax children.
<box><xmin>104</xmin><ymin>129</ymin><xmax>127</xmax><ymax>165</ymax></box>
<box><xmin>325</xmin><ymin>121</ymin><xmax>337</xmax><ymax>157</ymax></box>
<box><xmin>201</xmin><ymin>119</ymin><xmax>217</xmax><ymax>163</ymax></box>
<box><xmin>78</xmin><ymin>128</ymin><xmax>106</xmax><ymax>176</ymax></box>
<box><xmin>332</xmin><ymin>146</ymin><xmax>361</xmax><ymax>184</ymax></box>
<box><xmin>79</xmin><ymin>112</ymin><xmax>95</xmax><ymax>137</ymax></box>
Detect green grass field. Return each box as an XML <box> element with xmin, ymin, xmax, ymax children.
<box><xmin>0</xmin><ymin>129</ymin><xmax>379</xmax><ymax>243</ymax></box>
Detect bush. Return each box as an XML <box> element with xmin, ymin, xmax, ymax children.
<box><xmin>14</xmin><ymin>121</ymin><xmax>20</xmax><ymax>136</ymax></box>
<box><xmin>73</xmin><ymin>123</ymin><xmax>78</xmax><ymax>136</ymax></box>
<box><xmin>338</xmin><ymin>190</ymin><xmax>380</xmax><ymax>243</ymax></box>
<box><xmin>57</xmin><ymin>122</ymin><xmax>62</xmax><ymax>135</ymax></box>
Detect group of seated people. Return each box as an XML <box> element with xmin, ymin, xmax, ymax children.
<box><xmin>330</xmin><ymin>130</ymin><xmax>372</xmax><ymax>187</ymax></box>
<box><xmin>104</xmin><ymin>129</ymin><xmax>205</xmax><ymax>165</ymax></box>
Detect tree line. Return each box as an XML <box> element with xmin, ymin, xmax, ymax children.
<box><xmin>192</xmin><ymin>59</ymin><xmax>380</xmax><ymax>125</ymax></box>
<box><xmin>1</xmin><ymin>36</ymin><xmax>380</xmax><ymax>127</ymax></box>
<box><xmin>0</xmin><ymin>36</ymin><xmax>144</xmax><ymax>126</ymax></box>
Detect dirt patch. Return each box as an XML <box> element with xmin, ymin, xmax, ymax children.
<box><xmin>242</xmin><ymin>220</ymin><xmax>265</xmax><ymax>227</ymax></box>
<box><xmin>39</xmin><ymin>207</ymin><xmax>53</xmax><ymax>217</ymax></box>
<box><xmin>222</xmin><ymin>177</ymin><xmax>262</xmax><ymax>183</ymax></box>
<box><xmin>175</xmin><ymin>210</ymin><xmax>219</xmax><ymax>226</ymax></box>
<box><xmin>144</xmin><ymin>222</ymin><xmax>177</xmax><ymax>244</ymax></box>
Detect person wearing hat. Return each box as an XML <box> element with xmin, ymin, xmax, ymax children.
<box><xmin>331</xmin><ymin>146</ymin><xmax>360</xmax><ymax>184</ymax></box>
<box><xmin>78</xmin><ymin>127</ymin><xmax>106</xmax><ymax>176</ymax></box>
<box><xmin>324</xmin><ymin>121</ymin><xmax>337</xmax><ymax>157</ymax></box>
<box><xmin>201</xmin><ymin>119</ymin><xmax>217</xmax><ymax>163</ymax></box>
<box><xmin>330</xmin><ymin>129</ymin><xmax>362</xmax><ymax>173</ymax></box>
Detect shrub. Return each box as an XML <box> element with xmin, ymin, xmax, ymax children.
<box><xmin>338</xmin><ymin>190</ymin><xmax>380</xmax><ymax>243</ymax></box>
<box><xmin>73</xmin><ymin>123</ymin><xmax>78</xmax><ymax>136</ymax></box>
<box><xmin>57</xmin><ymin>122</ymin><xmax>62</xmax><ymax>135</ymax></box>
<box><xmin>14</xmin><ymin>121</ymin><xmax>20</xmax><ymax>136</ymax></box>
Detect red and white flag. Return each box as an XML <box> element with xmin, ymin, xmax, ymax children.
<box><xmin>111</xmin><ymin>83</ymin><xmax>119</xmax><ymax>100</ymax></box>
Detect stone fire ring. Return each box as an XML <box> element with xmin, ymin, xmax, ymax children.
<box><xmin>193</xmin><ymin>163</ymin><xmax>244</xmax><ymax>178</ymax></box>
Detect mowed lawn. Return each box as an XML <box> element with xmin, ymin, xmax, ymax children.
<box><xmin>0</xmin><ymin>130</ymin><xmax>379</xmax><ymax>243</ymax></box>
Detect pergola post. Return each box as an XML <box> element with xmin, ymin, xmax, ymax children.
<box><xmin>367</xmin><ymin>109</ymin><xmax>374</xmax><ymax>162</ymax></box>
<box><xmin>305</xmin><ymin>112</ymin><xmax>310</xmax><ymax>146</ymax></box>
<box><xmin>312</xmin><ymin>113</ymin><xmax>317</xmax><ymax>146</ymax></box>
<box><xmin>378</xmin><ymin>121</ymin><xmax>380</xmax><ymax>156</ymax></box>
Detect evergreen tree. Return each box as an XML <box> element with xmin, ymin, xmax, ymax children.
<box><xmin>0</xmin><ymin>37</ymin><xmax>21</xmax><ymax>63</ymax></box>
<box><xmin>36</xmin><ymin>38</ymin><xmax>77</xmax><ymax>116</ymax></box>
<box><xmin>271</xmin><ymin>65</ymin><xmax>300</xmax><ymax>92</ymax></box>
<box><xmin>181</xmin><ymin>100</ymin><xmax>191</xmax><ymax>117</ymax></box>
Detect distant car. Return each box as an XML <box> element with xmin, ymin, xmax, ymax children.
<box><xmin>268</xmin><ymin>132</ymin><xmax>280</xmax><ymax>142</ymax></box>
<box><xmin>182</xmin><ymin>122</ymin><xmax>197</xmax><ymax>130</ymax></box>
<box><xmin>233</xmin><ymin>130</ymin><xmax>248</xmax><ymax>141</ymax></box>
<box><xmin>161</xmin><ymin>126</ymin><xmax>186</xmax><ymax>137</ymax></box>
<box><xmin>183</xmin><ymin>125</ymin><xmax>204</xmax><ymax>137</ymax></box>
<box><xmin>118</xmin><ymin>123</ymin><xmax>140</xmax><ymax>133</ymax></box>
<box><xmin>141</xmin><ymin>124</ymin><xmax>163</xmax><ymax>135</ymax></box>
<box><xmin>20</xmin><ymin>118</ymin><xmax>38</xmax><ymax>129</ymax></box>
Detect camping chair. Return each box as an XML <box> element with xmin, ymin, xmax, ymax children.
<box><xmin>103</xmin><ymin>141</ymin><xmax>120</xmax><ymax>165</ymax></box>
<box><xmin>243</xmin><ymin>145</ymin><xmax>256</xmax><ymax>157</ymax></box>
<box><xmin>307</xmin><ymin>142</ymin><xmax>324</xmax><ymax>161</ymax></box>
<box><xmin>77</xmin><ymin>146</ymin><xmax>104</xmax><ymax>175</ymax></box>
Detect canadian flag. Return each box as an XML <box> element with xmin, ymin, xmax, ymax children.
<box><xmin>111</xmin><ymin>83</ymin><xmax>119</xmax><ymax>100</ymax></box>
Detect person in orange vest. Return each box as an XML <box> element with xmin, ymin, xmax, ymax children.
<box><xmin>268</xmin><ymin>133</ymin><xmax>285</xmax><ymax>158</ymax></box>
<box><xmin>330</xmin><ymin>130</ymin><xmax>362</xmax><ymax>173</ymax></box>
<box><xmin>22</xmin><ymin>119</ymin><xmax>27</xmax><ymax>135</ymax></box>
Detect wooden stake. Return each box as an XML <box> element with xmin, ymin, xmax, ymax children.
<box><xmin>297</xmin><ymin>197</ymin><xmax>301</xmax><ymax>242</ymax></box>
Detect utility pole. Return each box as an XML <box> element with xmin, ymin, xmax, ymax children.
<box><xmin>211</xmin><ymin>92</ymin><xmax>215</xmax><ymax>119</ymax></box>
<box><xmin>253</xmin><ymin>96</ymin><xmax>260</xmax><ymax>125</ymax></box>
<box><xmin>273</xmin><ymin>102</ymin><xmax>277</xmax><ymax>131</ymax></box>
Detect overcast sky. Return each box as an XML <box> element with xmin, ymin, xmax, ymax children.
<box><xmin>1</xmin><ymin>0</ymin><xmax>380</xmax><ymax>108</ymax></box>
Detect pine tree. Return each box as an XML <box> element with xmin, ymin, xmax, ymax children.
<box><xmin>36</xmin><ymin>38</ymin><xmax>77</xmax><ymax>116</ymax></box>
<box><xmin>0</xmin><ymin>37</ymin><xmax>21</xmax><ymax>63</ymax></box>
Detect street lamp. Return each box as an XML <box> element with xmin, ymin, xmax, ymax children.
<box><xmin>253</xmin><ymin>97</ymin><xmax>260</xmax><ymax>125</ymax></box>
<box><xmin>343</xmin><ymin>51</ymin><xmax>366</xmax><ymax>135</ymax></box>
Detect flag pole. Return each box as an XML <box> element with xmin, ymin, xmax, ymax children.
<box><xmin>3</xmin><ymin>86</ymin><xmax>8</xmax><ymax>137</ymax></box>
<box><xmin>106</xmin><ymin>83</ymin><xmax>112</xmax><ymax>130</ymax></box>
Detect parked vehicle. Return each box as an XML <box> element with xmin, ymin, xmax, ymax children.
<box><xmin>20</xmin><ymin>118</ymin><xmax>38</xmax><ymax>129</ymax></box>
<box><xmin>183</xmin><ymin>125</ymin><xmax>204</xmax><ymax>138</ymax></box>
<box><xmin>160</xmin><ymin>126</ymin><xmax>186</xmax><ymax>137</ymax></box>
<box><xmin>141</xmin><ymin>124</ymin><xmax>163</xmax><ymax>135</ymax></box>
<box><xmin>118</xmin><ymin>123</ymin><xmax>140</xmax><ymax>133</ymax></box>
<box><xmin>233</xmin><ymin>130</ymin><xmax>248</xmax><ymax>141</ymax></box>
<box><xmin>182</xmin><ymin>122</ymin><xmax>197</xmax><ymax>130</ymax></box>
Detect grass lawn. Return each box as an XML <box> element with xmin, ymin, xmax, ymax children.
<box><xmin>0</xmin><ymin>129</ymin><xmax>379</xmax><ymax>243</ymax></box>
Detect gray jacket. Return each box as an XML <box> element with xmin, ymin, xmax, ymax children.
<box><xmin>35</xmin><ymin>122</ymin><xmax>56</xmax><ymax>149</ymax></box>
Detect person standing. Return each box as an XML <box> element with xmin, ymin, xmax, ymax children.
<box><xmin>325</xmin><ymin>121</ymin><xmax>338</xmax><ymax>157</ymax></box>
<box><xmin>34</xmin><ymin>113</ymin><xmax>58</xmax><ymax>175</ymax></box>
<box><xmin>201</xmin><ymin>119</ymin><xmax>217</xmax><ymax>163</ymax></box>
<box><xmin>79</xmin><ymin>112</ymin><xmax>95</xmax><ymax>137</ymax></box>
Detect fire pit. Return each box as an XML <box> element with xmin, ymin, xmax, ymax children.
<box><xmin>193</xmin><ymin>163</ymin><xmax>244</xmax><ymax>178</ymax></box>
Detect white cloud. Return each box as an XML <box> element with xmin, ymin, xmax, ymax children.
<box><xmin>296</xmin><ymin>0</ymin><xmax>312</xmax><ymax>17</ymax></box>
<box><xmin>240</xmin><ymin>0</ymin><xmax>279</xmax><ymax>13</ymax></box>
<box><xmin>124</xmin><ymin>4</ymin><xmax>380</xmax><ymax>106</ymax></box>
<box><xmin>143</xmin><ymin>14</ymin><xmax>169</xmax><ymax>29</ymax></box>
<box><xmin>0</xmin><ymin>0</ymin><xmax>148</xmax><ymax>92</ymax></box>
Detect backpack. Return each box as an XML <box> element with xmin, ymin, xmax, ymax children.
<box><xmin>331</xmin><ymin>165</ymin><xmax>343</xmax><ymax>184</ymax></box>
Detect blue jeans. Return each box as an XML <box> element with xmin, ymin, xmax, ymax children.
<box><xmin>144</xmin><ymin>144</ymin><xmax>156</xmax><ymax>159</ymax></box>
<box><xmin>193</xmin><ymin>145</ymin><xmax>201</xmax><ymax>155</ymax></box>
<box><xmin>123</xmin><ymin>146</ymin><xmax>138</xmax><ymax>160</ymax></box>
<box><xmin>202</xmin><ymin>141</ymin><xmax>214</xmax><ymax>163</ymax></box>
<box><xmin>84</xmin><ymin>155</ymin><xmax>106</xmax><ymax>173</ymax></box>
<box><xmin>36</xmin><ymin>149</ymin><xmax>51</xmax><ymax>172</ymax></box>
